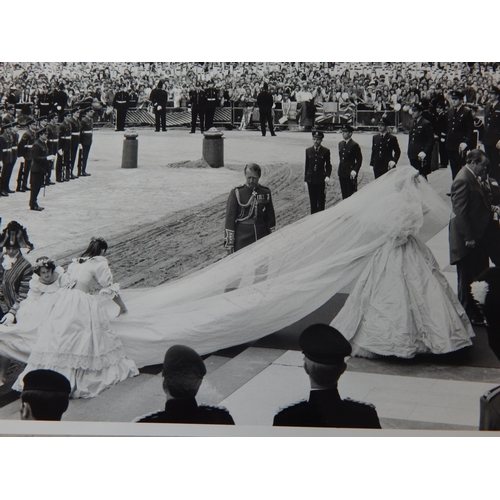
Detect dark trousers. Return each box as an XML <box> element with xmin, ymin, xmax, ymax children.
<box><xmin>29</xmin><ymin>171</ymin><xmax>44</xmax><ymax>208</ymax></box>
<box><xmin>204</xmin><ymin>105</ymin><xmax>216</xmax><ymax>130</ymax></box>
<box><xmin>0</xmin><ymin>159</ymin><xmax>16</xmax><ymax>192</ymax></box>
<box><xmin>438</xmin><ymin>140</ymin><xmax>448</xmax><ymax>167</ymax></box>
<box><xmin>79</xmin><ymin>144</ymin><xmax>91</xmax><ymax>174</ymax></box>
<box><xmin>115</xmin><ymin>108</ymin><xmax>127</xmax><ymax>131</ymax></box>
<box><xmin>16</xmin><ymin>160</ymin><xmax>31</xmax><ymax>190</ymax></box>
<box><xmin>307</xmin><ymin>182</ymin><xmax>326</xmax><ymax>214</ymax></box>
<box><xmin>485</xmin><ymin>145</ymin><xmax>500</xmax><ymax>183</ymax></box>
<box><xmin>373</xmin><ymin>166</ymin><xmax>388</xmax><ymax>179</ymax></box>
<box><xmin>409</xmin><ymin>156</ymin><xmax>429</xmax><ymax>179</ymax></box>
<box><xmin>191</xmin><ymin>107</ymin><xmax>205</xmax><ymax>132</ymax></box>
<box><xmin>339</xmin><ymin>176</ymin><xmax>357</xmax><ymax>200</ymax></box>
<box><xmin>56</xmin><ymin>149</ymin><xmax>70</xmax><ymax>181</ymax></box>
<box><xmin>260</xmin><ymin>110</ymin><xmax>274</xmax><ymax>136</ymax></box>
<box><xmin>154</xmin><ymin>109</ymin><xmax>167</xmax><ymax>131</ymax></box>
<box><xmin>448</xmin><ymin>149</ymin><xmax>466</xmax><ymax>179</ymax></box>
<box><xmin>70</xmin><ymin>138</ymin><xmax>79</xmax><ymax>174</ymax></box>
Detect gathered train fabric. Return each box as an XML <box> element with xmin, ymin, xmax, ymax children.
<box><xmin>0</xmin><ymin>165</ymin><xmax>474</xmax><ymax>376</ymax></box>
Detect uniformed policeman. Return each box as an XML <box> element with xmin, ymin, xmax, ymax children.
<box><xmin>135</xmin><ymin>345</ymin><xmax>235</xmax><ymax>425</ymax></box>
<box><xmin>304</xmin><ymin>130</ymin><xmax>332</xmax><ymax>213</ymax></box>
<box><xmin>224</xmin><ymin>163</ymin><xmax>276</xmax><ymax>253</ymax></box>
<box><xmin>338</xmin><ymin>124</ymin><xmax>363</xmax><ymax>199</ymax></box>
<box><xmin>273</xmin><ymin>323</ymin><xmax>381</xmax><ymax>429</ymax></box>
<box><xmin>408</xmin><ymin>102</ymin><xmax>435</xmax><ymax>179</ymax></box>
<box><xmin>446</xmin><ymin>90</ymin><xmax>474</xmax><ymax>179</ymax></box>
<box><xmin>483</xmin><ymin>85</ymin><xmax>500</xmax><ymax>183</ymax></box>
<box><xmin>369</xmin><ymin>117</ymin><xmax>401</xmax><ymax>179</ymax></box>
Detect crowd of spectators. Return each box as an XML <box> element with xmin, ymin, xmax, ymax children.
<box><xmin>1</xmin><ymin>62</ymin><xmax>500</xmax><ymax>127</ymax></box>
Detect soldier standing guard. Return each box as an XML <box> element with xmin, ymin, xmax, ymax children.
<box><xmin>16</xmin><ymin>117</ymin><xmax>36</xmax><ymax>192</ymax></box>
<box><xmin>224</xmin><ymin>163</ymin><xmax>276</xmax><ymax>253</ymax></box>
<box><xmin>204</xmin><ymin>80</ymin><xmax>218</xmax><ymax>131</ymax></box>
<box><xmin>149</xmin><ymin>80</ymin><xmax>168</xmax><ymax>132</ymax></box>
<box><xmin>113</xmin><ymin>83</ymin><xmax>130</xmax><ymax>132</ymax></box>
<box><xmin>304</xmin><ymin>130</ymin><xmax>332</xmax><ymax>214</ymax></box>
<box><xmin>0</xmin><ymin>117</ymin><xmax>20</xmax><ymax>197</ymax></box>
<box><xmin>29</xmin><ymin>127</ymin><xmax>55</xmax><ymax>211</ymax></box>
<box><xmin>55</xmin><ymin>111</ymin><xmax>72</xmax><ymax>182</ymax></box>
<box><xmin>68</xmin><ymin>108</ymin><xmax>81</xmax><ymax>179</ymax></box>
<box><xmin>483</xmin><ymin>85</ymin><xmax>500</xmax><ymax>183</ymax></box>
<box><xmin>407</xmin><ymin>102</ymin><xmax>435</xmax><ymax>179</ymax></box>
<box><xmin>46</xmin><ymin>113</ymin><xmax>59</xmax><ymax>184</ymax></box>
<box><xmin>188</xmin><ymin>82</ymin><xmax>206</xmax><ymax>134</ymax></box>
<box><xmin>369</xmin><ymin>117</ymin><xmax>401</xmax><ymax>179</ymax></box>
<box><xmin>338</xmin><ymin>124</ymin><xmax>362</xmax><ymax>200</ymax></box>
<box><xmin>78</xmin><ymin>106</ymin><xmax>94</xmax><ymax>176</ymax></box>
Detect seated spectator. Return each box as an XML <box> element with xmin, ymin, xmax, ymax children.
<box><xmin>273</xmin><ymin>324</ymin><xmax>381</xmax><ymax>429</ymax></box>
<box><xmin>20</xmin><ymin>369</ymin><xmax>71</xmax><ymax>421</ymax></box>
<box><xmin>135</xmin><ymin>345</ymin><xmax>235</xmax><ymax>425</ymax></box>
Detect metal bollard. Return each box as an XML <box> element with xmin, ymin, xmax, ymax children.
<box><xmin>121</xmin><ymin>131</ymin><xmax>138</xmax><ymax>169</ymax></box>
<box><xmin>202</xmin><ymin>128</ymin><xmax>224</xmax><ymax>168</ymax></box>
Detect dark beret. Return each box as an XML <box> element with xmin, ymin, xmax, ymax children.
<box><xmin>299</xmin><ymin>324</ymin><xmax>352</xmax><ymax>364</ymax></box>
<box><xmin>341</xmin><ymin>124</ymin><xmax>354</xmax><ymax>133</ymax></box>
<box><xmin>450</xmin><ymin>90</ymin><xmax>464</xmax><ymax>99</ymax></box>
<box><xmin>23</xmin><ymin>369</ymin><xmax>71</xmax><ymax>394</ymax></box>
<box><xmin>162</xmin><ymin>345</ymin><xmax>207</xmax><ymax>378</ymax></box>
<box><xmin>312</xmin><ymin>130</ymin><xmax>324</xmax><ymax>139</ymax></box>
<box><xmin>378</xmin><ymin>117</ymin><xmax>391</xmax><ymax>126</ymax></box>
<box><xmin>411</xmin><ymin>102</ymin><xmax>423</xmax><ymax>111</ymax></box>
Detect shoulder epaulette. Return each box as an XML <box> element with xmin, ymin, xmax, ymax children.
<box><xmin>345</xmin><ymin>397</ymin><xmax>376</xmax><ymax>409</ymax></box>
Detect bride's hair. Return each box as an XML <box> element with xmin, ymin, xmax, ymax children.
<box><xmin>81</xmin><ymin>237</ymin><xmax>108</xmax><ymax>258</ymax></box>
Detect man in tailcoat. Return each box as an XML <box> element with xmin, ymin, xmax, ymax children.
<box><xmin>338</xmin><ymin>124</ymin><xmax>362</xmax><ymax>200</ymax></box>
<box><xmin>483</xmin><ymin>85</ymin><xmax>500</xmax><ymax>183</ymax></box>
<box><xmin>273</xmin><ymin>324</ymin><xmax>381</xmax><ymax>429</ymax></box>
<box><xmin>407</xmin><ymin>102</ymin><xmax>435</xmax><ymax>179</ymax></box>
<box><xmin>369</xmin><ymin>117</ymin><xmax>401</xmax><ymax>179</ymax></box>
<box><xmin>188</xmin><ymin>82</ymin><xmax>206</xmax><ymax>134</ymax></box>
<box><xmin>449</xmin><ymin>149</ymin><xmax>495</xmax><ymax>325</ymax></box>
<box><xmin>446</xmin><ymin>90</ymin><xmax>474</xmax><ymax>179</ymax></box>
<box><xmin>304</xmin><ymin>130</ymin><xmax>332</xmax><ymax>213</ymax></box>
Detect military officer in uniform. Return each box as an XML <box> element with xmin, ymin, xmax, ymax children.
<box><xmin>78</xmin><ymin>106</ymin><xmax>94</xmax><ymax>176</ymax></box>
<box><xmin>149</xmin><ymin>80</ymin><xmax>168</xmax><ymax>132</ymax></box>
<box><xmin>0</xmin><ymin>116</ymin><xmax>19</xmax><ymax>197</ymax></box>
<box><xmin>188</xmin><ymin>81</ymin><xmax>206</xmax><ymax>134</ymax></box>
<box><xmin>338</xmin><ymin>124</ymin><xmax>362</xmax><ymax>200</ymax></box>
<box><xmin>369</xmin><ymin>117</ymin><xmax>401</xmax><ymax>179</ymax></box>
<box><xmin>407</xmin><ymin>102</ymin><xmax>435</xmax><ymax>179</ymax></box>
<box><xmin>29</xmin><ymin>126</ymin><xmax>55</xmax><ymax>211</ymax></box>
<box><xmin>483</xmin><ymin>85</ymin><xmax>500</xmax><ymax>183</ymax></box>
<box><xmin>135</xmin><ymin>345</ymin><xmax>235</xmax><ymax>425</ymax></box>
<box><xmin>446</xmin><ymin>90</ymin><xmax>474</xmax><ymax>179</ymax></box>
<box><xmin>68</xmin><ymin>108</ymin><xmax>81</xmax><ymax>179</ymax></box>
<box><xmin>46</xmin><ymin>113</ymin><xmax>59</xmax><ymax>184</ymax></box>
<box><xmin>225</xmin><ymin>163</ymin><xmax>276</xmax><ymax>253</ymax></box>
<box><xmin>112</xmin><ymin>83</ymin><xmax>130</xmax><ymax>132</ymax></box>
<box><xmin>55</xmin><ymin>111</ymin><xmax>72</xmax><ymax>182</ymax></box>
<box><xmin>204</xmin><ymin>80</ymin><xmax>218</xmax><ymax>131</ymax></box>
<box><xmin>273</xmin><ymin>324</ymin><xmax>381</xmax><ymax>429</ymax></box>
<box><xmin>304</xmin><ymin>130</ymin><xmax>332</xmax><ymax>214</ymax></box>
<box><xmin>16</xmin><ymin>117</ymin><xmax>36</xmax><ymax>192</ymax></box>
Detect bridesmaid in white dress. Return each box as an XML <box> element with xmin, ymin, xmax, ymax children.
<box><xmin>14</xmin><ymin>237</ymin><xmax>139</xmax><ymax>398</ymax></box>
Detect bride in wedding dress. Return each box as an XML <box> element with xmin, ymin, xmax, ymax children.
<box><xmin>0</xmin><ymin>164</ymin><xmax>473</xmax><ymax>393</ymax></box>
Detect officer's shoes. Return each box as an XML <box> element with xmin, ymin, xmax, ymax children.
<box><xmin>30</xmin><ymin>206</ymin><xmax>44</xmax><ymax>211</ymax></box>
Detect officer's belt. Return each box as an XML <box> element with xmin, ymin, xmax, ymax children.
<box><xmin>116</xmin><ymin>101</ymin><xmax>126</xmax><ymax>104</ymax></box>
<box><xmin>237</xmin><ymin>219</ymin><xmax>257</xmax><ymax>225</ymax></box>
<box><xmin>82</xmin><ymin>130</ymin><xmax>93</xmax><ymax>134</ymax></box>
<box><xmin>61</xmin><ymin>136</ymin><xmax>71</xmax><ymax>139</ymax></box>
<box><xmin>71</xmin><ymin>132</ymin><xmax>80</xmax><ymax>136</ymax></box>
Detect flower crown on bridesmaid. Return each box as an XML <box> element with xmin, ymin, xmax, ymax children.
<box><xmin>32</xmin><ymin>256</ymin><xmax>56</xmax><ymax>272</ymax></box>
<box><xmin>90</xmin><ymin>237</ymin><xmax>106</xmax><ymax>244</ymax></box>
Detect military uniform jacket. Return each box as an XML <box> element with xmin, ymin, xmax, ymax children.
<box><xmin>225</xmin><ymin>184</ymin><xmax>276</xmax><ymax>233</ymax></box>
<box><xmin>0</xmin><ymin>254</ymin><xmax>33</xmax><ymax>316</ymax></box>
<box><xmin>58</xmin><ymin>121</ymin><xmax>72</xmax><ymax>150</ymax></box>
<box><xmin>80</xmin><ymin>116</ymin><xmax>94</xmax><ymax>146</ymax></box>
<box><xmin>205</xmin><ymin>87</ymin><xmax>218</xmax><ymax>106</ymax></box>
<box><xmin>0</xmin><ymin>133</ymin><xmax>9</xmax><ymax>164</ymax></box>
<box><xmin>136</xmin><ymin>397</ymin><xmax>235</xmax><ymax>425</ymax></box>
<box><xmin>47</xmin><ymin>123</ymin><xmax>59</xmax><ymax>154</ymax></box>
<box><xmin>113</xmin><ymin>91</ymin><xmax>130</xmax><ymax>109</ymax></box>
<box><xmin>68</xmin><ymin>117</ymin><xmax>81</xmax><ymax>140</ymax></box>
<box><xmin>30</xmin><ymin>139</ymin><xmax>52</xmax><ymax>174</ymax></box>
<box><xmin>305</xmin><ymin>145</ymin><xmax>332</xmax><ymax>184</ymax></box>
<box><xmin>149</xmin><ymin>88</ymin><xmax>168</xmax><ymax>109</ymax></box>
<box><xmin>17</xmin><ymin>129</ymin><xmax>35</xmax><ymax>160</ymax></box>
<box><xmin>407</xmin><ymin>117</ymin><xmax>435</xmax><ymax>160</ymax></box>
<box><xmin>483</xmin><ymin>101</ymin><xmax>500</xmax><ymax>147</ymax></box>
<box><xmin>273</xmin><ymin>388</ymin><xmax>381</xmax><ymax>429</ymax></box>
<box><xmin>370</xmin><ymin>132</ymin><xmax>401</xmax><ymax>171</ymax></box>
<box><xmin>338</xmin><ymin>139</ymin><xmax>362</xmax><ymax>178</ymax></box>
<box><xmin>449</xmin><ymin>166</ymin><xmax>493</xmax><ymax>264</ymax></box>
<box><xmin>446</xmin><ymin>105</ymin><xmax>474</xmax><ymax>152</ymax></box>
<box><xmin>189</xmin><ymin>89</ymin><xmax>206</xmax><ymax>108</ymax></box>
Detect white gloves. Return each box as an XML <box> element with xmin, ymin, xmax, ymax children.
<box><xmin>417</xmin><ymin>152</ymin><xmax>426</xmax><ymax>160</ymax></box>
<box><xmin>350</xmin><ymin>170</ymin><xmax>357</xmax><ymax>180</ymax></box>
<box><xmin>0</xmin><ymin>313</ymin><xmax>15</xmax><ymax>325</ymax></box>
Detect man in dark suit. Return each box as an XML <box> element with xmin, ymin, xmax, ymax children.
<box><xmin>338</xmin><ymin>124</ymin><xmax>362</xmax><ymax>200</ymax></box>
<box><xmin>369</xmin><ymin>117</ymin><xmax>401</xmax><ymax>179</ymax></box>
<box><xmin>449</xmin><ymin>149</ymin><xmax>494</xmax><ymax>325</ymax></box>
<box><xmin>273</xmin><ymin>324</ymin><xmax>381</xmax><ymax>429</ymax></box>
<box><xmin>29</xmin><ymin>127</ymin><xmax>55</xmax><ymax>211</ymax></box>
<box><xmin>304</xmin><ymin>130</ymin><xmax>332</xmax><ymax>213</ymax></box>
<box><xmin>407</xmin><ymin>102</ymin><xmax>435</xmax><ymax>179</ymax></box>
<box><xmin>112</xmin><ymin>83</ymin><xmax>130</xmax><ymax>132</ymax></box>
<box><xmin>446</xmin><ymin>90</ymin><xmax>474</xmax><ymax>179</ymax></box>
<box><xmin>135</xmin><ymin>345</ymin><xmax>235</xmax><ymax>425</ymax></box>
<box><xmin>256</xmin><ymin>82</ymin><xmax>276</xmax><ymax>137</ymax></box>
<box><xmin>188</xmin><ymin>82</ymin><xmax>206</xmax><ymax>134</ymax></box>
<box><xmin>149</xmin><ymin>80</ymin><xmax>168</xmax><ymax>132</ymax></box>
<box><xmin>483</xmin><ymin>85</ymin><xmax>500</xmax><ymax>183</ymax></box>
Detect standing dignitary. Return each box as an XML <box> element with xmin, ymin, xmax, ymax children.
<box><xmin>113</xmin><ymin>83</ymin><xmax>130</xmax><ymax>132</ymax></box>
<box><xmin>29</xmin><ymin>127</ymin><xmax>55</xmax><ymax>211</ymax></box>
<box><xmin>407</xmin><ymin>102</ymin><xmax>435</xmax><ymax>179</ymax></box>
<box><xmin>204</xmin><ymin>80</ymin><xmax>218</xmax><ymax>131</ymax></box>
<box><xmin>338</xmin><ymin>124</ymin><xmax>362</xmax><ymax>200</ymax></box>
<box><xmin>188</xmin><ymin>82</ymin><xmax>206</xmax><ymax>134</ymax></box>
<box><xmin>446</xmin><ymin>90</ymin><xmax>474</xmax><ymax>179</ymax></box>
<box><xmin>369</xmin><ymin>117</ymin><xmax>401</xmax><ymax>179</ymax></box>
<box><xmin>483</xmin><ymin>85</ymin><xmax>500</xmax><ymax>183</ymax></box>
<box><xmin>78</xmin><ymin>107</ymin><xmax>93</xmax><ymax>176</ymax></box>
<box><xmin>304</xmin><ymin>130</ymin><xmax>332</xmax><ymax>213</ymax></box>
<box><xmin>256</xmin><ymin>82</ymin><xmax>276</xmax><ymax>137</ymax></box>
<box><xmin>273</xmin><ymin>324</ymin><xmax>381</xmax><ymax>429</ymax></box>
<box><xmin>224</xmin><ymin>163</ymin><xmax>275</xmax><ymax>253</ymax></box>
<box><xmin>149</xmin><ymin>80</ymin><xmax>168</xmax><ymax>132</ymax></box>
<box><xmin>16</xmin><ymin>117</ymin><xmax>36</xmax><ymax>192</ymax></box>
<box><xmin>449</xmin><ymin>149</ymin><xmax>494</xmax><ymax>325</ymax></box>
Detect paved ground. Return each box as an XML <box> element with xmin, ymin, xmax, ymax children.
<box><xmin>1</xmin><ymin>126</ymin><xmax>498</xmax><ymax>436</ymax></box>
